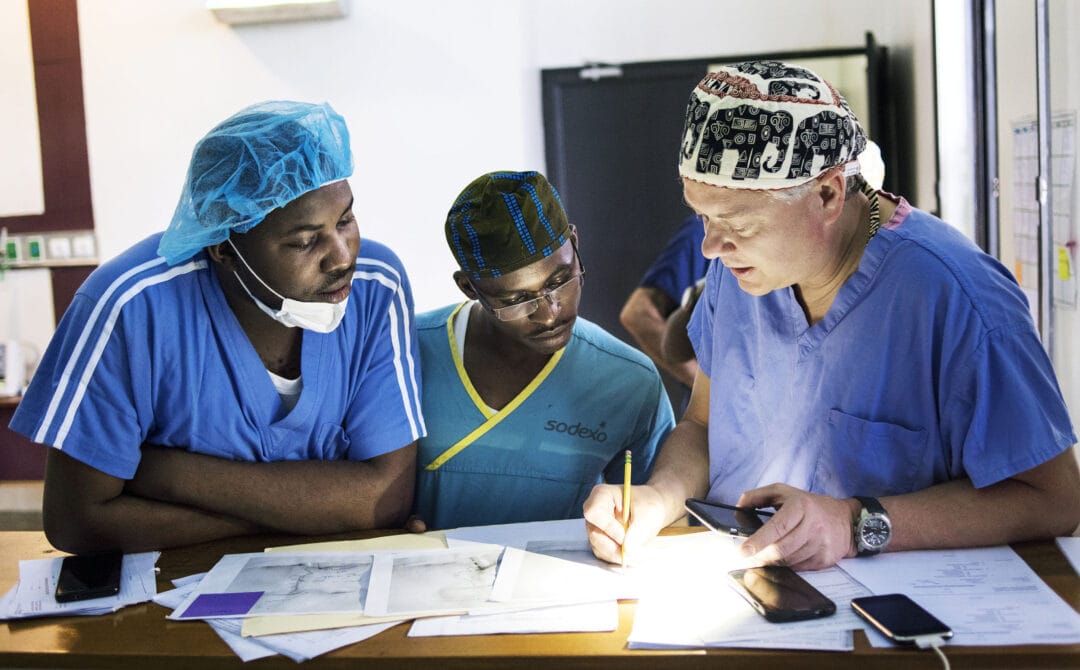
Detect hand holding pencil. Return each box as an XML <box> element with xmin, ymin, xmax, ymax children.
<box><xmin>582</xmin><ymin>462</ymin><xmax>669</xmax><ymax>566</ymax></box>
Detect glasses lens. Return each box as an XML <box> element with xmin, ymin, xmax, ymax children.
<box><xmin>492</xmin><ymin>301</ymin><xmax>535</xmax><ymax>321</ymax></box>
<box><xmin>552</xmin><ymin>271</ymin><xmax>583</xmax><ymax>299</ymax></box>
<box><xmin>490</xmin><ymin>271</ymin><xmax>583</xmax><ymax>321</ymax></box>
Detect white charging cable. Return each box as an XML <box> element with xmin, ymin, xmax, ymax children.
<box><xmin>913</xmin><ymin>634</ymin><xmax>951</xmax><ymax>670</ymax></box>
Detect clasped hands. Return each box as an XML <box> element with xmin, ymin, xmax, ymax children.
<box><xmin>583</xmin><ymin>482</ymin><xmax>858</xmax><ymax>570</ymax></box>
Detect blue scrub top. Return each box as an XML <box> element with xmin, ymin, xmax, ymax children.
<box><xmin>688</xmin><ymin>197</ymin><xmax>1075</xmax><ymax>503</ymax></box>
<box><xmin>640</xmin><ymin>214</ymin><xmax>708</xmax><ymax>303</ymax></box>
<box><xmin>11</xmin><ymin>233</ymin><xmax>425</xmax><ymax>479</ymax></box>
<box><xmin>414</xmin><ymin>304</ymin><xmax>674</xmax><ymax>529</ymax></box>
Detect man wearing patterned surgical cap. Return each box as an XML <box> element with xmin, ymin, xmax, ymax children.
<box><xmin>406</xmin><ymin>170</ymin><xmax>675</xmax><ymax>531</ymax></box>
<box><xmin>585</xmin><ymin>61</ymin><xmax>1079</xmax><ymax>570</ymax></box>
<box><xmin>11</xmin><ymin>101</ymin><xmax>426</xmax><ymax>552</ymax></box>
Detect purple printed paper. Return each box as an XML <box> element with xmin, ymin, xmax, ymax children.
<box><xmin>179</xmin><ymin>591</ymin><xmax>263</xmax><ymax>618</ymax></box>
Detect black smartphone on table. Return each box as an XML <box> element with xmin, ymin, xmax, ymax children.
<box><xmin>851</xmin><ymin>593</ymin><xmax>953</xmax><ymax>643</ymax></box>
<box><xmin>54</xmin><ymin>551</ymin><xmax>123</xmax><ymax>603</ymax></box>
<box><xmin>727</xmin><ymin>565</ymin><xmax>837</xmax><ymax>623</ymax></box>
<box><xmin>684</xmin><ymin>498</ymin><xmax>773</xmax><ymax>537</ymax></box>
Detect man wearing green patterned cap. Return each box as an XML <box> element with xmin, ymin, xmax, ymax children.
<box><xmin>409</xmin><ymin>170</ymin><xmax>675</xmax><ymax>530</ymax></box>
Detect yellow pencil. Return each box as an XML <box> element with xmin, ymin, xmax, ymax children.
<box><xmin>621</xmin><ymin>450</ymin><xmax>631</xmax><ymax>567</ymax></box>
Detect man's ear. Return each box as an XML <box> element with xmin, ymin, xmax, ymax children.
<box><xmin>206</xmin><ymin>239</ymin><xmax>236</xmax><ymax>269</ymax></box>
<box><xmin>816</xmin><ymin>168</ymin><xmax>847</xmax><ymax>225</ymax></box>
<box><xmin>453</xmin><ymin>271</ymin><xmax>478</xmax><ymax>300</ymax></box>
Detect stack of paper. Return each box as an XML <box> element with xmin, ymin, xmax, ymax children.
<box><xmin>154</xmin><ymin>573</ymin><xmax>397</xmax><ymax>663</ymax></box>
<box><xmin>838</xmin><ymin>545</ymin><xmax>1080</xmax><ymax>647</ymax></box>
<box><xmin>0</xmin><ymin>552</ymin><xmax>159</xmax><ymax>620</ymax></box>
<box><xmin>155</xmin><ymin>519</ymin><xmax>627</xmax><ymax>661</ymax></box>
<box><xmin>625</xmin><ymin>531</ymin><xmax>866</xmax><ymax>651</ymax></box>
<box><xmin>20</xmin><ymin>522</ymin><xmax>1075</xmax><ymax>662</ymax></box>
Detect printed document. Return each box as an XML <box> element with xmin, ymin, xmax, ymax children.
<box><xmin>838</xmin><ymin>546</ymin><xmax>1080</xmax><ymax>646</ymax></box>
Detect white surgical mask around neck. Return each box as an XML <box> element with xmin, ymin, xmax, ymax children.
<box><xmin>227</xmin><ymin>240</ymin><xmax>348</xmax><ymax>333</ymax></box>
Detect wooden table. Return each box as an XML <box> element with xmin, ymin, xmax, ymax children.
<box><xmin>1</xmin><ymin>530</ymin><xmax>1078</xmax><ymax>669</ymax></box>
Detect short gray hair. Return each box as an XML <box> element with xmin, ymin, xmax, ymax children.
<box><xmin>765</xmin><ymin>171</ymin><xmax>867</xmax><ymax>204</ymax></box>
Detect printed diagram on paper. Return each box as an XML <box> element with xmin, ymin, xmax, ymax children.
<box><xmin>1011</xmin><ymin>112</ymin><xmax>1078</xmax><ymax>310</ymax></box>
<box><xmin>224</xmin><ymin>554</ymin><xmax>373</xmax><ymax>616</ymax></box>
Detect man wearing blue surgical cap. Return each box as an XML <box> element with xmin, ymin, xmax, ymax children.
<box><xmin>10</xmin><ymin>101</ymin><xmax>425</xmax><ymax>552</ymax></box>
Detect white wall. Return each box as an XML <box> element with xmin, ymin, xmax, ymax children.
<box><xmin>0</xmin><ymin>1</ymin><xmax>42</xmax><ymax>217</ymax></box>
<box><xmin>6</xmin><ymin>0</ymin><xmax>936</xmax><ymax>313</ymax></box>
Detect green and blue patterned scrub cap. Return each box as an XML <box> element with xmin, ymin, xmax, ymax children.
<box><xmin>445</xmin><ymin>171</ymin><xmax>570</xmax><ymax>280</ymax></box>
<box><xmin>158</xmin><ymin>100</ymin><xmax>353</xmax><ymax>265</ymax></box>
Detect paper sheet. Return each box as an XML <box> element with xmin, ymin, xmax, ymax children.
<box><xmin>170</xmin><ymin>552</ymin><xmax>372</xmax><ymax>620</ymax></box>
<box><xmin>444</xmin><ymin>518</ymin><xmax>587</xmax><ymax>550</ymax></box>
<box><xmin>445</xmin><ymin>519</ymin><xmax>635</xmax><ymax>612</ymax></box>
<box><xmin>838</xmin><ymin>546</ymin><xmax>1080</xmax><ymax>646</ymax></box>
<box><xmin>211</xmin><ymin>615</ymin><xmax>396</xmax><ymax>662</ymax></box>
<box><xmin>1056</xmin><ymin>537</ymin><xmax>1080</xmax><ymax>575</ymax></box>
<box><xmin>154</xmin><ymin>577</ymin><xmax>277</xmax><ymax>662</ymax></box>
<box><xmin>159</xmin><ymin>572</ymin><xmax>396</xmax><ymax>662</ymax></box>
<box><xmin>242</xmin><ymin>611</ymin><xmax>409</xmax><ymax>637</ymax></box>
<box><xmin>408</xmin><ymin>600</ymin><xmax>619</xmax><ymax>637</ymax></box>
<box><xmin>266</xmin><ymin>532</ymin><xmax>446</xmax><ymax>553</ymax></box>
<box><xmin>629</xmin><ymin>565</ymin><xmax>869</xmax><ymax>650</ymax></box>
<box><xmin>626</xmin><ymin>532</ymin><xmax>868</xmax><ymax>651</ymax></box>
<box><xmin>0</xmin><ymin>552</ymin><xmax>158</xmax><ymax>620</ymax></box>
<box><xmin>249</xmin><ymin>533</ymin><xmax>447</xmax><ymax>635</ymax></box>
<box><xmin>364</xmin><ymin>546</ymin><xmax>503</xmax><ymax>617</ymax></box>
<box><xmin>486</xmin><ymin>544</ymin><xmax>635</xmax><ymax>607</ymax></box>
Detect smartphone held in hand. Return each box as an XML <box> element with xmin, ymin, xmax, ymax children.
<box><xmin>727</xmin><ymin>565</ymin><xmax>836</xmax><ymax>623</ymax></box>
<box><xmin>684</xmin><ymin>498</ymin><xmax>772</xmax><ymax>537</ymax></box>
<box><xmin>54</xmin><ymin>551</ymin><xmax>123</xmax><ymax>603</ymax></box>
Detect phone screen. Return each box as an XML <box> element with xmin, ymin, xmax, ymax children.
<box><xmin>851</xmin><ymin>594</ymin><xmax>952</xmax><ymax>641</ymax></box>
<box><xmin>55</xmin><ymin>551</ymin><xmax>123</xmax><ymax>603</ymax></box>
<box><xmin>684</xmin><ymin>498</ymin><xmax>772</xmax><ymax>536</ymax></box>
<box><xmin>727</xmin><ymin>566</ymin><xmax>836</xmax><ymax>622</ymax></box>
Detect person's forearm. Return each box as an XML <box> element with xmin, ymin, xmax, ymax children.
<box><xmin>883</xmin><ymin>449</ymin><xmax>1080</xmax><ymax>552</ymax></box>
<box><xmin>42</xmin><ymin>448</ymin><xmax>265</xmax><ymax>553</ymax></box>
<box><xmin>662</xmin><ymin>304</ymin><xmax>697</xmax><ymax>366</ymax></box>
<box><xmin>621</xmin><ymin>289</ymin><xmax>696</xmax><ymax>386</ymax></box>
<box><xmin>663</xmin><ymin>356</ymin><xmax>699</xmax><ymax>388</ymax></box>
<box><xmin>129</xmin><ymin>445</ymin><xmax>416</xmax><ymax>534</ymax></box>
<box><xmin>45</xmin><ymin>489</ymin><xmax>264</xmax><ymax>553</ymax></box>
<box><xmin>629</xmin><ymin>320</ymin><xmax>697</xmax><ymax>386</ymax></box>
<box><xmin>646</xmin><ymin>418</ymin><xmax>711</xmax><ymax>525</ymax></box>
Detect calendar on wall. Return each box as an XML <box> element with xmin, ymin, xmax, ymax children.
<box><xmin>1011</xmin><ymin>111</ymin><xmax>1078</xmax><ymax>313</ymax></box>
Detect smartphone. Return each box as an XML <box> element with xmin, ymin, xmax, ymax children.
<box><xmin>684</xmin><ymin>498</ymin><xmax>773</xmax><ymax>537</ymax></box>
<box><xmin>54</xmin><ymin>551</ymin><xmax>123</xmax><ymax>603</ymax></box>
<box><xmin>727</xmin><ymin>566</ymin><xmax>837</xmax><ymax>623</ymax></box>
<box><xmin>851</xmin><ymin>593</ymin><xmax>953</xmax><ymax>643</ymax></box>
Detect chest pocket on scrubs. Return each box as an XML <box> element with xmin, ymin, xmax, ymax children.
<box><xmin>814</xmin><ymin>409</ymin><xmax>929</xmax><ymax>497</ymax></box>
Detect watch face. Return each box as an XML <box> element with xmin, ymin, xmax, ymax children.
<box><xmin>860</xmin><ymin>516</ymin><xmax>891</xmax><ymax>549</ymax></box>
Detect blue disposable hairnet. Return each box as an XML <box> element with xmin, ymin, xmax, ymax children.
<box><xmin>158</xmin><ymin>100</ymin><xmax>353</xmax><ymax>265</ymax></box>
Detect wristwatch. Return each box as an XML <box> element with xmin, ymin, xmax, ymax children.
<box><xmin>853</xmin><ymin>496</ymin><xmax>892</xmax><ymax>557</ymax></box>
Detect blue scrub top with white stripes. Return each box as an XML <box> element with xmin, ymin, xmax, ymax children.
<box><xmin>10</xmin><ymin>233</ymin><xmax>425</xmax><ymax>479</ymax></box>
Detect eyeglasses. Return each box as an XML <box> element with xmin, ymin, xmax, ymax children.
<box><xmin>472</xmin><ymin>252</ymin><xmax>585</xmax><ymax>322</ymax></box>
